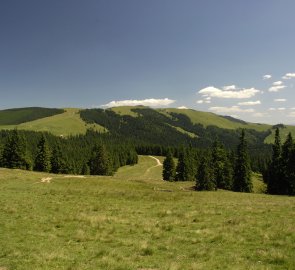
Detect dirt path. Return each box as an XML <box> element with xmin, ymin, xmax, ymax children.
<box><xmin>149</xmin><ymin>156</ymin><xmax>162</xmax><ymax>166</ymax></box>
<box><xmin>145</xmin><ymin>156</ymin><xmax>163</xmax><ymax>175</ymax></box>
<box><xmin>40</xmin><ymin>177</ymin><xmax>52</xmax><ymax>183</ymax></box>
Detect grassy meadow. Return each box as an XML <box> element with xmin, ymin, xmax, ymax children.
<box><xmin>0</xmin><ymin>108</ymin><xmax>106</xmax><ymax>137</ymax></box>
<box><xmin>0</xmin><ymin>156</ymin><xmax>294</xmax><ymax>270</ymax></box>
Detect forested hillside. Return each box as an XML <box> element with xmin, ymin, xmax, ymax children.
<box><xmin>1</xmin><ymin>106</ymin><xmax>295</xmax><ymax>174</ymax></box>
<box><xmin>80</xmin><ymin>107</ymin><xmax>272</xmax><ymax>170</ymax></box>
<box><xmin>0</xmin><ymin>107</ymin><xmax>64</xmax><ymax>125</ymax></box>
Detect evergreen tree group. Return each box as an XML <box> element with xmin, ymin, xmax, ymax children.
<box><xmin>263</xmin><ymin>128</ymin><xmax>295</xmax><ymax>195</ymax></box>
<box><xmin>162</xmin><ymin>130</ymin><xmax>252</xmax><ymax>193</ymax></box>
<box><xmin>1</xmin><ymin>129</ymin><xmax>30</xmax><ymax>170</ymax></box>
<box><xmin>0</xmin><ymin>129</ymin><xmax>138</xmax><ymax>175</ymax></box>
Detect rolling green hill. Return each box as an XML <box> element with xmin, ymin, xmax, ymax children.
<box><xmin>0</xmin><ymin>106</ymin><xmax>294</xmax><ymax>144</ymax></box>
<box><xmin>158</xmin><ymin>108</ymin><xmax>270</xmax><ymax>131</ymax></box>
<box><xmin>0</xmin><ymin>107</ymin><xmax>64</xmax><ymax>125</ymax></box>
<box><xmin>0</xmin><ymin>108</ymin><xmax>106</xmax><ymax>136</ymax></box>
<box><xmin>110</xmin><ymin>106</ymin><xmax>294</xmax><ymax>144</ymax></box>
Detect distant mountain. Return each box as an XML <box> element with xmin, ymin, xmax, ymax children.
<box><xmin>0</xmin><ymin>106</ymin><xmax>294</xmax><ymax>146</ymax></box>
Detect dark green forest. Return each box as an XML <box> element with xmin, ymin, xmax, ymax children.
<box><xmin>0</xmin><ymin>129</ymin><xmax>138</xmax><ymax>175</ymax></box>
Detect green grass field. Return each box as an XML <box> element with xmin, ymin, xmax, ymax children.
<box><xmin>0</xmin><ymin>108</ymin><xmax>106</xmax><ymax>137</ymax></box>
<box><xmin>0</xmin><ymin>156</ymin><xmax>294</xmax><ymax>269</ymax></box>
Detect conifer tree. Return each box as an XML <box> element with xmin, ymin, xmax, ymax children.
<box><xmin>233</xmin><ymin>130</ymin><xmax>252</xmax><ymax>192</ymax></box>
<box><xmin>51</xmin><ymin>143</ymin><xmax>67</xmax><ymax>174</ymax></box>
<box><xmin>288</xmin><ymin>145</ymin><xmax>295</xmax><ymax>195</ymax></box>
<box><xmin>81</xmin><ymin>162</ymin><xmax>90</xmax><ymax>175</ymax></box>
<box><xmin>162</xmin><ymin>151</ymin><xmax>176</xmax><ymax>181</ymax></box>
<box><xmin>211</xmin><ymin>140</ymin><xmax>233</xmax><ymax>190</ymax></box>
<box><xmin>281</xmin><ymin>132</ymin><xmax>293</xmax><ymax>194</ymax></box>
<box><xmin>89</xmin><ymin>144</ymin><xmax>112</xmax><ymax>175</ymax></box>
<box><xmin>175</xmin><ymin>149</ymin><xmax>195</xmax><ymax>181</ymax></box>
<box><xmin>196</xmin><ymin>156</ymin><xmax>215</xmax><ymax>191</ymax></box>
<box><xmin>266</xmin><ymin>128</ymin><xmax>282</xmax><ymax>194</ymax></box>
<box><xmin>34</xmin><ymin>135</ymin><xmax>51</xmax><ymax>172</ymax></box>
<box><xmin>2</xmin><ymin>129</ymin><xmax>30</xmax><ymax>169</ymax></box>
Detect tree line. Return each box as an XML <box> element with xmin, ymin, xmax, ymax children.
<box><xmin>0</xmin><ymin>129</ymin><xmax>138</xmax><ymax>175</ymax></box>
<box><xmin>263</xmin><ymin>128</ymin><xmax>295</xmax><ymax>196</ymax></box>
<box><xmin>163</xmin><ymin>130</ymin><xmax>253</xmax><ymax>193</ymax></box>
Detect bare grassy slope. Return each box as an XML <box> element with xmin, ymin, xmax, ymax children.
<box><xmin>0</xmin><ymin>108</ymin><xmax>106</xmax><ymax>136</ymax></box>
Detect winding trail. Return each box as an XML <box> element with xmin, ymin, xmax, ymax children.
<box><xmin>145</xmin><ymin>156</ymin><xmax>163</xmax><ymax>175</ymax></box>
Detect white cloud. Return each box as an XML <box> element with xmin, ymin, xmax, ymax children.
<box><xmin>222</xmin><ymin>85</ymin><xmax>237</xmax><ymax>91</ymax></box>
<box><xmin>268</xmin><ymin>85</ymin><xmax>286</xmax><ymax>92</ymax></box>
<box><xmin>272</xmin><ymin>81</ymin><xmax>283</xmax><ymax>86</ymax></box>
<box><xmin>274</xmin><ymin>99</ymin><xmax>287</xmax><ymax>102</ymax></box>
<box><xmin>282</xmin><ymin>73</ymin><xmax>295</xmax><ymax>80</ymax></box>
<box><xmin>288</xmin><ymin>112</ymin><xmax>295</xmax><ymax>117</ymax></box>
<box><xmin>278</xmin><ymin>107</ymin><xmax>286</xmax><ymax>111</ymax></box>
<box><xmin>252</xmin><ymin>112</ymin><xmax>269</xmax><ymax>117</ymax></box>
<box><xmin>177</xmin><ymin>106</ymin><xmax>188</xmax><ymax>109</ymax></box>
<box><xmin>204</xmin><ymin>96</ymin><xmax>211</xmax><ymax>100</ymax></box>
<box><xmin>102</xmin><ymin>98</ymin><xmax>175</xmax><ymax>108</ymax></box>
<box><xmin>263</xmin><ymin>74</ymin><xmax>272</xmax><ymax>80</ymax></box>
<box><xmin>238</xmin><ymin>100</ymin><xmax>261</xmax><ymax>106</ymax></box>
<box><xmin>209</xmin><ymin>106</ymin><xmax>254</xmax><ymax>114</ymax></box>
<box><xmin>196</xmin><ymin>100</ymin><xmax>204</xmax><ymax>104</ymax></box>
<box><xmin>198</xmin><ymin>86</ymin><xmax>260</xmax><ymax>99</ymax></box>
<box><xmin>268</xmin><ymin>108</ymin><xmax>276</xmax><ymax>111</ymax></box>
<box><xmin>290</xmin><ymin>107</ymin><xmax>295</xmax><ymax>110</ymax></box>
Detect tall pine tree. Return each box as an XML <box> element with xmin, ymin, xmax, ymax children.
<box><xmin>175</xmin><ymin>149</ymin><xmax>195</xmax><ymax>181</ymax></box>
<box><xmin>211</xmin><ymin>140</ymin><xmax>233</xmax><ymax>190</ymax></box>
<box><xmin>89</xmin><ymin>144</ymin><xmax>112</xmax><ymax>175</ymax></box>
<box><xmin>266</xmin><ymin>128</ymin><xmax>282</xmax><ymax>194</ymax></box>
<box><xmin>2</xmin><ymin>129</ymin><xmax>30</xmax><ymax>169</ymax></box>
<box><xmin>51</xmin><ymin>142</ymin><xmax>67</xmax><ymax>174</ymax></box>
<box><xmin>233</xmin><ymin>130</ymin><xmax>252</xmax><ymax>193</ymax></box>
<box><xmin>196</xmin><ymin>155</ymin><xmax>215</xmax><ymax>191</ymax></box>
<box><xmin>162</xmin><ymin>151</ymin><xmax>176</xmax><ymax>181</ymax></box>
<box><xmin>34</xmin><ymin>135</ymin><xmax>51</xmax><ymax>172</ymax></box>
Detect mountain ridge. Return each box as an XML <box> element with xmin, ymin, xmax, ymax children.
<box><xmin>0</xmin><ymin>106</ymin><xmax>294</xmax><ymax>143</ymax></box>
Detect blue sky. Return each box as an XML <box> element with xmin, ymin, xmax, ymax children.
<box><xmin>1</xmin><ymin>0</ymin><xmax>295</xmax><ymax>124</ymax></box>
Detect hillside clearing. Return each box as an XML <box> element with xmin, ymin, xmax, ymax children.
<box><xmin>0</xmin><ymin>157</ymin><xmax>294</xmax><ymax>270</ymax></box>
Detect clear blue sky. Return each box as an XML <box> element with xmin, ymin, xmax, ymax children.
<box><xmin>1</xmin><ymin>0</ymin><xmax>295</xmax><ymax>124</ymax></box>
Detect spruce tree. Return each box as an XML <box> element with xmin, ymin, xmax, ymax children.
<box><xmin>81</xmin><ymin>163</ymin><xmax>90</xmax><ymax>175</ymax></box>
<box><xmin>51</xmin><ymin>143</ymin><xmax>67</xmax><ymax>174</ymax></box>
<box><xmin>233</xmin><ymin>130</ymin><xmax>252</xmax><ymax>192</ymax></box>
<box><xmin>34</xmin><ymin>135</ymin><xmax>51</xmax><ymax>172</ymax></box>
<box><xmin>288</xmin><ymin>145</ymin><xmax>295</xmax><ymax>195</ymax></box>
<box><xmin>2</xmin><ymin>129</ymin><xmax>30</xmax><ymax>169</ymax></box>
<box><xmin>196</xmin><ymin>156</ymin><xmax>215</xmax><ymax>191</ymax></box>
<box><xmin>162</xmin><ymin>151</ymin><xmax>176</xmax><ymax>181</ymax></box>
<box><xmin>266</xmin><ymin>128</ymin><xmax>282</xmax><ymax>194</ymax></box>
<box><xmin>175</xmin><ymin>149</ymin><xmax>195</xmax><ymax>181</ymax></box>
<box><xmin>281</xmin><ymin>132</ymin><xmax>293</xmax><ymax>194</ymax></box>
<box><xmin>89</xmin><ymin>144</ymin><xmax>112</xmax><ymax>175</ymax></box>
<box><xmin>211</xmin><ymin>140</ymin><xmax>233</xmax><ymax>190</ymax></box>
